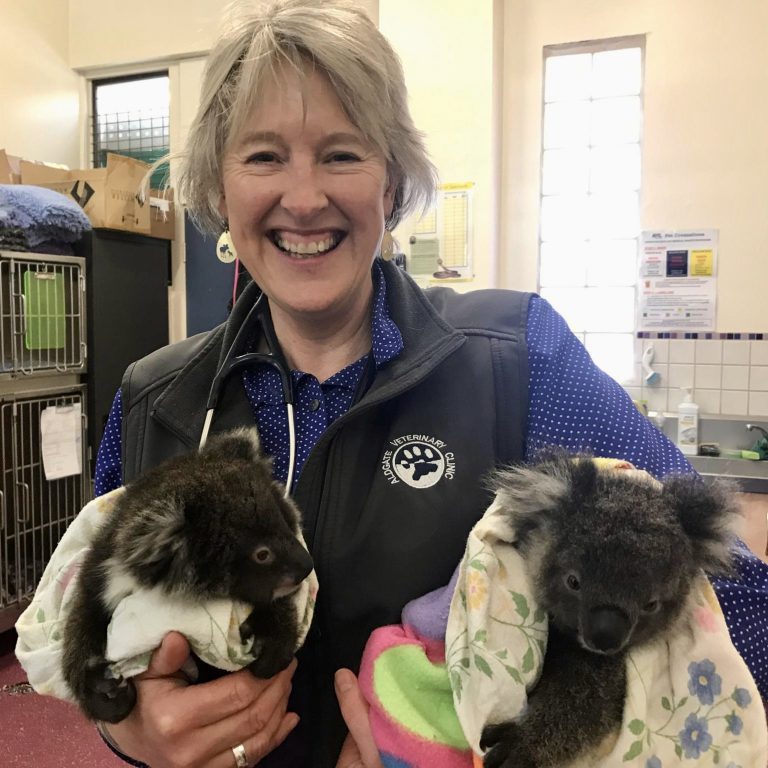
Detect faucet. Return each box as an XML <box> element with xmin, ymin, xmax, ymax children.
<box><xmin>746</xmin><ymin>424</ymin><xmax>768</xmax><ymax>460</ymax></box>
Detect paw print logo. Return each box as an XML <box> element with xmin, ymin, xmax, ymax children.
<box><xmin>392</xmin><ymin>442</ymin><xmax>446</xmax><ymax>488</ymax></box>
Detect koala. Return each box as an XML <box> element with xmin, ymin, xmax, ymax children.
<box><xmin>61</xmin><ymin>427</ymin><xmax>314</xmax><ymax>724</ymax></box>
<box><xmin>480</xmin><ymin>453</ymin><xmax>737</xmax><ymax>768</ymax></box>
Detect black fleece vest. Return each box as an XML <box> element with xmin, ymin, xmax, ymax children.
<box><xmin>121</xmin><ymin>261</ymin><xmax>531</xmax><ymax>766</ymax></box>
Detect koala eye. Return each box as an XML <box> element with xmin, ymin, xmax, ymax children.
<box><xmin>565</xmin><ymin>573</ymin><xmax>581</xmax><ymax>592</ymax></box>
<box><xmin>642</xmin><ymin>599</ymin><xmax>660</xmax><ymax>613</ymax></box>
<box><xmin>253</xmin><ymin>546</ymin><xmax>274</xmax><ymax>565</ymax></box>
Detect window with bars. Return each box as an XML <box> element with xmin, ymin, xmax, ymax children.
<box><xmin>539</xmin><ymin>37</ymin><xmax>644</xmax><ymax>384</ymax></box>
<box><xmin>91</xmin><ymin>72</ymin><xmax>170</xmax><ymax>188</ymax></box>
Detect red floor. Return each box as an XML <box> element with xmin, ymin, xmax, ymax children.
<box><xmin>0</xmin><ymin>630</ymin><xmax>125</xmax><ymax>768</ymax></box>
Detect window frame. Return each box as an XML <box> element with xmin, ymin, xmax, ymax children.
<box><xmin>89</xmin><ymin>70</ymin><xmax>170</xmax><ymax>174</ymax></box>
<box><xmin>538</xmin><ymin>34</ymin><xmax>646</xmax><ymax>383</ymax></box>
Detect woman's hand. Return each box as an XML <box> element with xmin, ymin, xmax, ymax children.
<box><xmin>334</xmin><ymin>669</ymin><xmax>383</xmax><ymax>768</ymax></box>
<box><xmin>104</xmin><ymin>631</ymin><xmax>299</xmax><ymax>768</ymax></box>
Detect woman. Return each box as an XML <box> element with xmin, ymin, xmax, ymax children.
<box><xmin>93</xmin><ymin>1</ymin><xmax>766</xmax><ymax>766</ymax></box>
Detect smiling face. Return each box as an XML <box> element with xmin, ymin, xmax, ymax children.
<box><xmin>219</xmin><ymin>65</ymin><xmax>395</xmax><ymax>329</ymax></box>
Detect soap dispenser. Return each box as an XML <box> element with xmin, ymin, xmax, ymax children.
<box><xmin>677</xmin><ymin>388</ymin><xmax>699</xmax><ymax>456</ymax></box>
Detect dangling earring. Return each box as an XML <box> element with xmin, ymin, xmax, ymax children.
<box><xmin>380</xmin><ymin>230</ymin><xmax>395</xmax><ymax>260</ymax></box>
<box><xmin>216</xmin><ymin>228</ymin><xmax>237</xmax><ymax>263</ymax></box>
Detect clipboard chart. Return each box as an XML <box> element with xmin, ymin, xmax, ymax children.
<box><xmin>0</xmin><ymin>253</ymin><xmax>86</xmax><ymax>377</ymax></box>
<box><xmin>408</xmin><ymin>182</ymin><xmax>474</xmax><ymax>278</ymax></box>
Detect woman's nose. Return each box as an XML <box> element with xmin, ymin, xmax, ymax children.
<box><xmin>279</xmin><ymin>167</ymin><xmax>328</xmax><ymax>220</ymax></box>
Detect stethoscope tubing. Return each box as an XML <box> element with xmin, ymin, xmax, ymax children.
<box><xmin>199</xmin><ymin>292</ymin><xmax>297</xmax><ymax>498</ymax></box>
<box><xmin>285</xmin><ymin>402</ymin><xmax>296</xmax><ymax>495</ymax></box>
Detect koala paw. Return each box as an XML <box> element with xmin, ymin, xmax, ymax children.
<box><xmin>246</xmin><ymin>639</ymin><xmax>294</xmax><ymax>680</ymax></box>
<box><xmin>239</xmin><ymin>617</ymin><xmax>257</xmax><ymax>645</ymax></box>
<box><xmin>481</xmin><ymin>722</ymin><xmax>537</xmax><ymax>768</ymax></box>
<box><xmin>81</xmin><ymin>657</ymin><xmax>137</xmax><ymax>723</ymax></box>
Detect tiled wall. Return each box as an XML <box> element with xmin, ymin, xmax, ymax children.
<box><xmin>623</xmin><ymin>337</ymin><xmax>768</xmax><ymax>416</ymax></box>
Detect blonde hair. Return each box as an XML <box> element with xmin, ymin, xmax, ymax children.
<box><xmin>178</xmin><ymin>0</ymin><xmax>437</xmax><ymax>234</ymax></box>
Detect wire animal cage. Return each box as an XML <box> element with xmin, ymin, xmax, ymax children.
<box><xmin>0</xmin><ymin>385</ymin><xmax>90</xmax><ymax>631</ymax></box>
<box><xmin>0</xmin><ymin>252</ymin><xmax>87</xmax><ymax>378</ymax></box>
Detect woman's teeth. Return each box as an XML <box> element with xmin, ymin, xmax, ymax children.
<box><xmin>273</xmin><ymin>233</ymin><xmax>341</xmax><ymax>257</ymax></box>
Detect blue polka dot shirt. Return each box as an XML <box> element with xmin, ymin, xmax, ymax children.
<box><xmin>93</xmin><ymin>265</ymin><xmax>768</xmax><ymax>699</ymax></box>
<box><xmin>239</xmin><ymin>263</ymin><xmax>403</xmax><ymax>486</ymax></box>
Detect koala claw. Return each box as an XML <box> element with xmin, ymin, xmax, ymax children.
<box><xmin>247</xmin><ymin>641</ymin><xmax>293</xmax><ymax>680</ymax></box>
<box><xmin>82</xmin><ymin>658</ymin><xmax>137</xmax><ymax>723</ymax></box>
<box><xmin>481</xmin><ymin>722</ymin><xmax>537</xmax><ymax>768</ymax></box>
<box><xmin>480</xmin><ymin>721</ymin><xmax>509</xmax><ymax>752</ymax></box>
<box><xmin>239</xmin><ymin>619</ymin><xmax>255</xmax><ymax>645</ymax></box>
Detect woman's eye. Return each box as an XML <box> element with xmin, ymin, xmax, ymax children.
<box><xmin>327</xmin><ymin>151</ymin><xmax>360</xmax><ymax>163</ymax></box>
<box><xmin>246</xmin><ymin>152</ymin><xmax>279</xmax><ymax>164</ymax></box>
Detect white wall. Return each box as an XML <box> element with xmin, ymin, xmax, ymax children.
<box><xmin>68</xmin><ymin>0</ymin><xmax>218</xmax><ymax>70</ymax></box>
<box><xmin>69</xmin><ymin>0</ymin><xmax>379</xmax><ymax>70</ymax></box>
<box><xmin>0</xmin><ymin>1</ymin><xmax>80</xmax><ymax>166</ymax></box>
<box><xmin>380</xmin><ymin>0</ymin><xmax>500</xmax><ymax>289</ymax></box>
<box><xmin>500</xmin><ymin>0</ymin><xmax>768</xmax><ymax>332</ymax></box>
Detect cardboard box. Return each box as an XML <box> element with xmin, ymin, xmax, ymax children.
<box><xmin>20</xmin><ymin>153</ymin><xmax>151</xmax><ymax>235</ymax></box>
<box><xmin>0</xmin><ymin>149</ymin><xmax>21</xmax><ymax>184</ymax></box>
<box><xmin>149</xmin><ymin>188</ymin><xmax>175</xmax><ymax>240</ymax></box>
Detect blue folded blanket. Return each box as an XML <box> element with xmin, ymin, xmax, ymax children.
<box><xmin>0</xmin><ymin>184</ymin><xmax>91</xmax><ymax>247</ymax></box>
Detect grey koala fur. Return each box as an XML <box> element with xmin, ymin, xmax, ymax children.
<box><xmin>61</xmin><ymin>427</ymin><xmax>314</xmax><ymax>723</ymax></box>
<box><xmin>480</xmin><ymin>452</ymin><xmax>737</xmax><ymax>768</ymax></box>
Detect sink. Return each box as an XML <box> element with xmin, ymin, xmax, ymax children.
<box><xmin>688</xmin><ymin>456</ymin><xmax>768</xmax><ymax>493</ymax></box>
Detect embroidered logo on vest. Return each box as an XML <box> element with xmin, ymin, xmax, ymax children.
<box><xmin>381</xmin><ymin>434</ymin><xmax>455</xmax><ymax>488</ymax></box>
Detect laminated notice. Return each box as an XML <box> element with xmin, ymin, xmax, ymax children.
<box><xmin>40</xmin><ymin>404</ymin><xmax>82</xmax><ymax>480</ymax></box>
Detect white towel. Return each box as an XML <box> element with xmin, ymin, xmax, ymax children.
<box><xmin>15</xmin><ymin>487</ymin><xmax>318</xmax><ymax>701</ymax></box>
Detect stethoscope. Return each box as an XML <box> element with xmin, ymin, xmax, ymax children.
<box><xmin>199</xmin><ymin>290</ymin><xmax>297</xmax><ymax>497</ymax></box>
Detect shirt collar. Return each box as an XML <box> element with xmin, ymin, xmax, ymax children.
<box><xmin>370</xmin><ymin>259</ymin><xmax>404</xmax><ymax>368</ymax></box>
<box><xmin>243</xmin><ymin>259</ymin><xmax>404</xmax><ymax>402</ymax></box>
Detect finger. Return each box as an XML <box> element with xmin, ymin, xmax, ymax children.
<box><xmin>335</xmin><ymin>732</ymin><xmax>364</xmax><ymax>768</ymax></box>
<box><xmin>176</xmin><ymin>657</ymin><xmax>296</xmax><ymax>746</ymax></box>
<box><xmin>209</xmin><ymin>708</ymin><xmax>299</xmax><ymax>768</ymax></box>
<box><xmin>335</xmin><ymin>669</ymin><xmax>382</xmax><ymax>768</ymax></box>
<box><xmin>119</xmin><ymin>661</ymin><xmax>297</xmax><ymax>767</ymax></box>
<box><xmin>271</xmin><ymin>712</ymin><xmax>301</xmax><ymax>751</ymax></box>
<box><xmin>144</xmin><ymin>660</ymin><xmax>296</xmax><ymax>737</ymax></box>
<box><xmin>204</xmin><ymin>658</ymin><xmax>298</xmax><ymax>727</ymax></box>
<box><xmin>236</xmin><ymin>699</ymin><xmax>299</xmax><ymax>767</ymax></box>
<box><xmin>137</xmin><ymin>631</ymin><xmax>192</xmax><ymax>680</ymax></box>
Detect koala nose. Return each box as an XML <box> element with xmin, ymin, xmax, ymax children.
<box><xmin>286</xmin><ymin>545</ymin><xmax>314</xmax><ymax>585</ymax></box>
<box><xmin>585</xmin><ymin>606</ymin><xmax>631</xmax><ymax>653</ymax></box>
<box><xmin>273</xmin><ymin>546</ymin><xmax>314</xmax><ymax>599</ymax></box>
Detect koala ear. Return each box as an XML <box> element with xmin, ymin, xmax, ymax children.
<box><xmin>200</xmin><ymin>427</ymin><xmax>262</xmax><ymax>463</ymax></box>
<box><xmin>568</xmin><ymin>457</ymin><xmax>599</xmax><ymax>507</ymax></box>
<box><xmin>491</xmin><ymin>454</ymin><xmax>571</xmax><ymax>545</ymax></box>
<box><xmin>662</xmin><ymin>474</ymin><xmax>738</xmax><ymax>573</ymax></box>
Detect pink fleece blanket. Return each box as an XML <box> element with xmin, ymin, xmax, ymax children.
<box><xmin>358</xmin><ymin>568</ymin><xmax>477</xmax><ymax>768</ymax></box>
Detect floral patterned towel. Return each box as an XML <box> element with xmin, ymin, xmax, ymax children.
<box><xmin>14</xmin><ymin>487</ymin><xmax>318</xmax><ymax>701</ymax></box>
<box><xmin>446</xmin><ymin>463</ymin><xmax>768</xmax><ymax>768</ymax></box>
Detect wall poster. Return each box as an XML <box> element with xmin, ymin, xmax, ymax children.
<box><xmin>638</xmin><ymin>230</ymin><xmax>718</xmax><ymax>331</ymax></box>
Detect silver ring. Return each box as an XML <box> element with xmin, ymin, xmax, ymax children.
<box><xmin>231</xmin><ymin>743</ymin><xmax>248</xmax><ymax>768</ymax></box>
